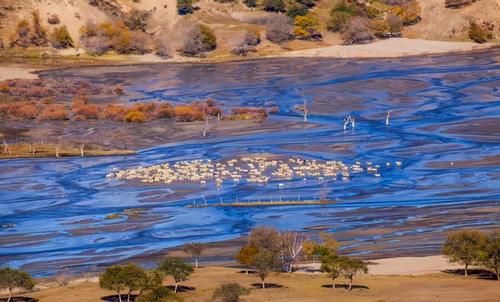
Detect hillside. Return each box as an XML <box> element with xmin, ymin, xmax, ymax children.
<box><xmin>0</xmin><ymin>0</ymin><xmax>498</xmax><ymax>59</ymax></box>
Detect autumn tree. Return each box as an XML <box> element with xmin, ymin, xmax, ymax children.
<box><xmin>51</xmin><ymin>25</ymin><xmax>74</xmax><ymax>49</ymax></box>
<box><xmin>183</xmin><ymin>242</ymin><xmax>207</xmax><ymax>268</ymax></box>
<box><xmin>294</xmin><ymin>14</ymin><xmax>322</xmax><ymax>40</ymax></box>
<box><xmin>443</xmin><ymin>230</ymin><xmax>488</xmax><ymax>276</ymax></box>
<box><xmin>0</xmin><ymin>268</ymin><xmax>35</xmax><ymax>302</ymax></box>
<box><xmin>480</xmin><ymin>233</ymin><xmax>500</xmax><ymax>280</ymax></box>
<box><xmin>236</xmin><ymin>244</ymin><xmax>258</xmax><ymax>274</ymax></box>
<box><xmin>159</xmin><ymin>257</ymin><xmax>194</xmax><ymax>292</ymax></box>
<box><xmin>395</xmin><ymin>0</ymin><xmax>421</xmax><ymax>26</ymax></box>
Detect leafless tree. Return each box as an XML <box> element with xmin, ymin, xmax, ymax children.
<box><xmin>341</xmin><ymin>17</ymin><xmax>374</xmax><ymax>45</ymax></box>
<box><xmin>266</xmin><ymin>15</ymin><xmax>294</xmax><ymax>43</ymax></box>
<box><xmin>279</xmin><ymin>232</ymin><xmax>306</xmax><ymax>272</ymax></box>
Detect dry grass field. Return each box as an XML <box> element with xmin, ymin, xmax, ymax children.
<box><xmin>6</xmin><ymin>266</ymin><xmax>499</xmax><ymax>302</ymax></box>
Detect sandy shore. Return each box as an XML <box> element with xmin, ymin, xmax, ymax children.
<box><xmin>281</xmin><ymin>38</ymin><xmax>494</xmax><ymax>58</ymax></box>
<box><xmin>301</xmin><ymin>255</ymin><xmax>461</xmax><ymax>276</ymax></box>
<box><xmin>0</xmin><ymin>65</ymin><xmax>39</xmax><ymax>81</ymax></box>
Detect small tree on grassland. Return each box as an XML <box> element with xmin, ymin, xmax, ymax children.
<box><xmin>99</xmin><ymin>264</ymin><xmax>151</xmax><ymax>302</ymax></box>
<box><xmin>341</xmin><ymin>258</ymin><xmax>368</xmax><ymax>291</ymax></box>
<box><xmin>321</xmin><ymin>254</ymin><xmax>349</xmax><ymax>290</ymax></box>
<box><xmin>0</xmin><ymin>268</ymin><xmax>35</xmax><ymax>302</ymax></box>
<box><xmin>443</xmin><ymin>230</ymin><xmax>488</xmax><ymax>276</ymax></box>
<box><xmin>159</xmin><ymin>258</ymin><xmax>194</xmax><ymax>293</ymax></box>
<box><xmin>480</xmin><ymin>233</ymin><xmax>500</xmax><ymax>280</ymax></box>
<box><xmin>252</xmin><ymin>250</ymin><xmax>276</xmax><ymax>289</ymax></box>
<box><xmin>212</xmin><ymin>283</ymin><xmax>249</xmax><ymax>302</ymax></box>
<box><xmin>183</xmin><ymin>242</ymin><xmax>207</xmax><ymax>268</ymax></box>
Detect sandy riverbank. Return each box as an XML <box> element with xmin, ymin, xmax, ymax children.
<box><xmin>0</xmin><ymin>39</ymin><xmax>497</xmax><ymax>82</ymax></box>
<box><xmin>281</xmin><ymin>38</ymin><xmax>494</xmax><ymax>58</ymax></box>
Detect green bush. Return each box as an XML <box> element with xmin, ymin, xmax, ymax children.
<box><xmin>286</xmin><ymin>4</ymin><xmax>309</xmax><ymax>18</ymax></box>
<box><xmin>136</xmin><ymin>286</ymin><xmax>183</xmax><ymax>302</ymax></box>
<box><xmin>212</xmin><ymin>283</ymin><xmax>249</xmax><ymax>302</ymax></box>
<box><xmin>263</xmin><ymin>0</ymin><xmax>286</xmax><ymax>12</ymax></box>
<box><xmin>51</xmin><ymin>25</ymin><xmax>74</xmax><ymax>48</ymax></box>
<box><xmin>327</xmin><ymin>11</ymin><xmax>352</xmax><ymax>32</ymax></box>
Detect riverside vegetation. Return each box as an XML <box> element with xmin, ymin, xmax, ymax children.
<box><xmin>0</xmin><ymin>0</ymin><xmax>496</xmax><ymax>61</ymax></box>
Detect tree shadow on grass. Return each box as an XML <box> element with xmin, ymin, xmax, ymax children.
<box><xmin>237</xmin><ymin>270</ymin><xmax>257</xmax><ymax>275</ymax></box>
<box><xmin>250</xmin><ymin>283</ymin><xmax>283</xmax><ymax>289</ymax></box>
<box><xmin>165</xmin><ymin>285</ymin><xmax>196</xmax><ymax>293</ymax></box>
<box><xmin>0</xmin><ymin>298</ymin><xmax>38</xmax><ymax>302</ymax></box>
<box><xmin>321</xmin><ymin>284</ymin><xmax>370</xmax><ymax>290</ymax></box>
<box><xmin>101</xmin><ymin>294</ymin><xmax>138</xmax><ymax>302</ymax></box>
<box><xmin>442</xmin><ymin>269</ymin><xmax>497</xmax><ymax>280</ymax></box>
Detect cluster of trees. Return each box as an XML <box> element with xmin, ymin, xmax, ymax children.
<box><xmin>443</xmin><ymin>230</ymin><xmax>500</xmax><ymax>280</ymax></box>
<box><xmin>8</xmin><ymin>10</ymin><xmax>74</xmax><ymax>49</ymax></box>
<box><xmin>235</xmin><ymin>227</ymin><xmax>368</xmax><ymax>290</ymax></box>
<box><xmin>328</xmin><ymin>0</ymin><xmax>421</xmax><ymax>44</ymax></box>
<box><xmin>79</xmin><ymin>20</ymin><xmax>151</xmax><ymax>55</ymax></box>
<box><xmin>100</xmin><ymin>258</ymin><xmax>191</xmax><ymax>302</ymax></box>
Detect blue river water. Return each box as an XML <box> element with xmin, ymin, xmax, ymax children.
<box><xmin>1</xmin><ymin>49</ymin><xmax>499</xmax><ymax>276</ymax></box>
